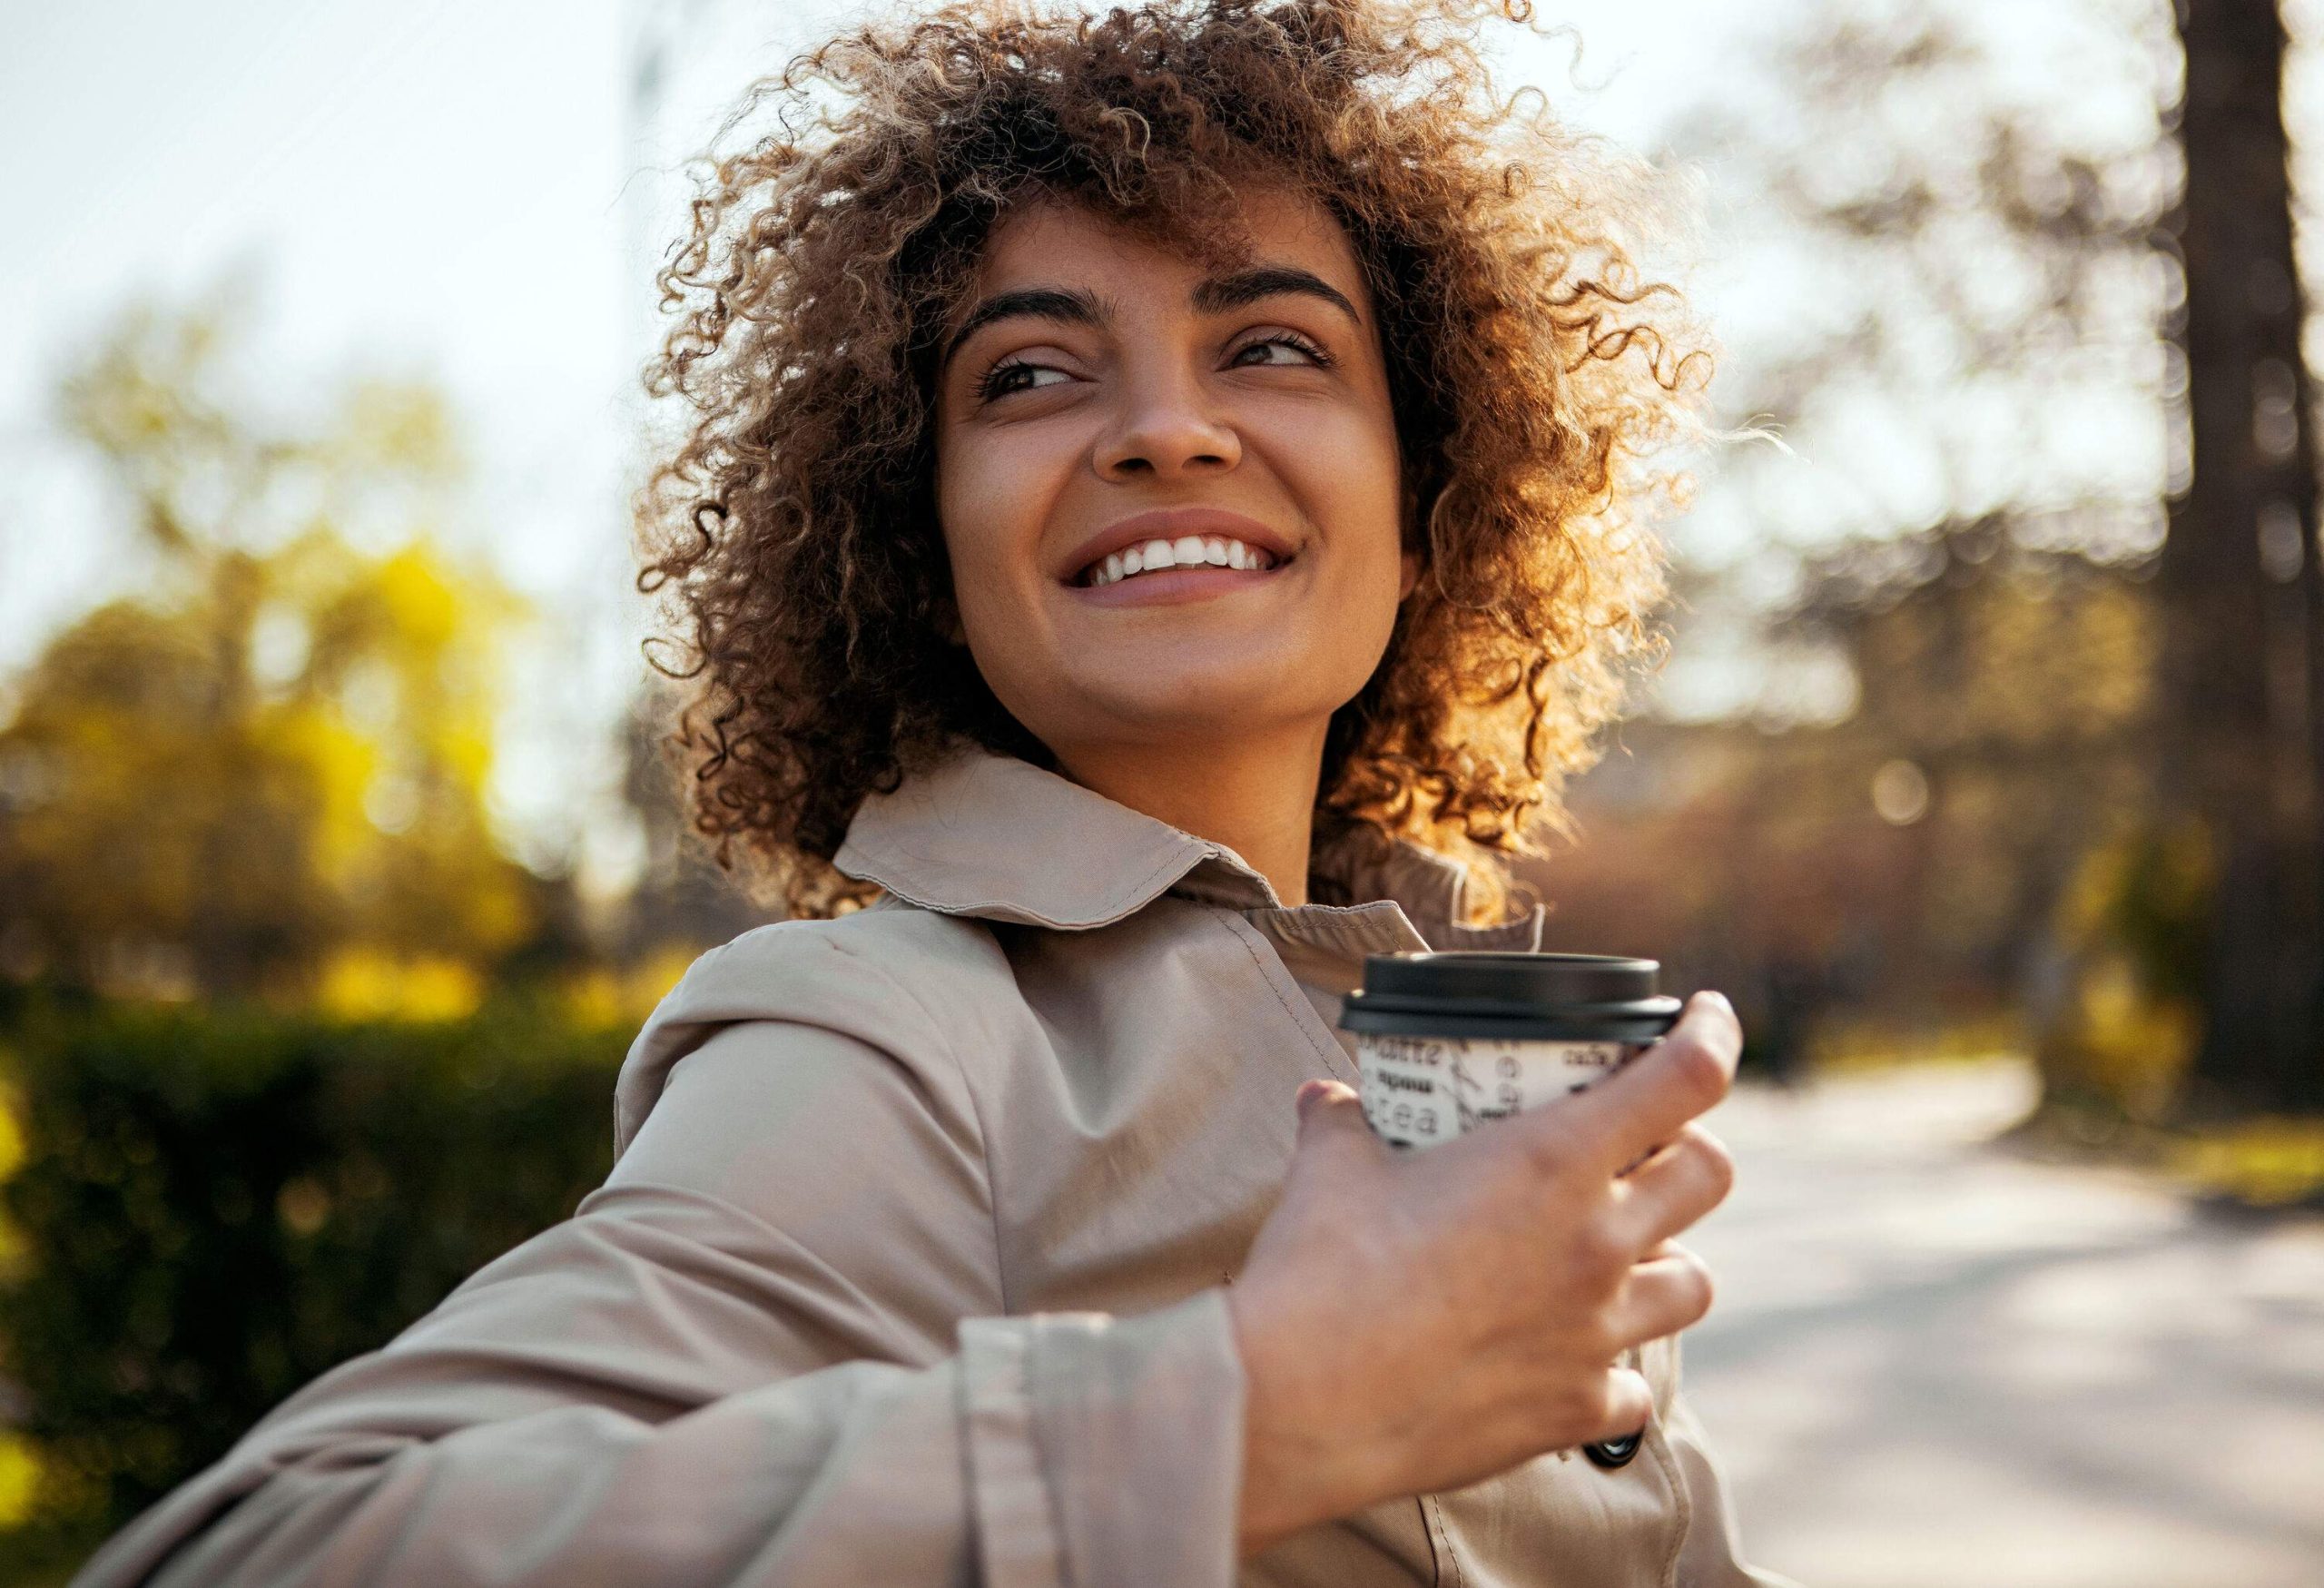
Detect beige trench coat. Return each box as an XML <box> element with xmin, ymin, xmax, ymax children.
<box><xmin>75</xmin><ymin>745</ymin><xmax>1798</xmax><ymax>1588</ymax></box>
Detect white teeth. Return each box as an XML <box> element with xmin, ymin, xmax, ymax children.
<box><xmin>1083</xmin><ymin>536</ymin><xmax>1285</xmax><ymax>585</ymax></box>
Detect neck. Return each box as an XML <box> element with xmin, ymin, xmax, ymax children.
<box><xmin>1056</xmin><ymin>724</ymin><xmax>1328</xmax><ymax>907</ymax></box>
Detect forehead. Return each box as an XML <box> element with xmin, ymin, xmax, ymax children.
<box><xmin>969</xmin><ymin>184</ymin><xmax>1371</xmax><ymax>307</ymax></box>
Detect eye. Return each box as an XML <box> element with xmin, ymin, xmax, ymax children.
<box><xmin>972</xmin><ymin>358</ymin><xmax>1070</xmax><ymax>402</ymax></box>
<box><xmin>1228</xmin><ymin>330</ymin><xmax>1335</xmax><ymax>370</ymax></box>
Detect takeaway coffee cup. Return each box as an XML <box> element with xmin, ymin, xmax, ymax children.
<box><xmin>1339</xmin><ymin>952</ymin><xmax>1685</xmax><ymax>1470</ymax></box>
<box><xmin>1339</xmin><ymin>952</ymin><xmax>1683</xmax><ymax>1150</ymax></box>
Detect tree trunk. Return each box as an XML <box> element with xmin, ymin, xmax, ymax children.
<box><xmin>2164</xmin><ymin>0</ymin><xmax>2324</xmax><ymax>1114</ymax></box>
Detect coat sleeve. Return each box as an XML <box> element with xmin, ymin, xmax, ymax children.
<box><xmin>69</xmin><ymin>928</ymin><xmax>1249</xmax><ymax>1588</ymax></box>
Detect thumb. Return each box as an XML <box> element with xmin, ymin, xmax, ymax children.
<box><xmin>1294</xmin><ymin>1078</ymin><xmax>1366</xmax><ymax>1139</ymax></box>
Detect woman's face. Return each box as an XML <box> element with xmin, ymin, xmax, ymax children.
<box><xmin>932</xmin><ymin>184</ymin><xmax>1414</xmax><ymax>772</ymax></box>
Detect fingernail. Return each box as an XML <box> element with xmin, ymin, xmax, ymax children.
<box><xmin>1295</xmin><ymin>1080</ymin><xmax>1331</xmax><ymax>1118</ymax></box>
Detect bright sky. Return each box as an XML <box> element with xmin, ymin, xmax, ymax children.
<box><xmin>0</xmin><ymin>0</ymin><xmax>2146</xmax><ymax>890</ymax></box>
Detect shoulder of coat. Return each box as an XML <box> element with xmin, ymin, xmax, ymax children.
<box><xmin>614</xmin><ymin>902</ymin><xmax>1022</xmax><ymax>1159</ymax></box>
<box><xmin>710</xmin><ymin>894</ymin><xmax>1007</xmax><ymax>972</ymax></box>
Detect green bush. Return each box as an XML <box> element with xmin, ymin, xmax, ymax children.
<box><xmin>0</xmin><ymin>992</ymin><xmax>628</xmax><ymax>1571</ymax></box>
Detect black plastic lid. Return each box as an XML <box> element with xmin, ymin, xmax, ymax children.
<box><xmin>1338</xmin><ymin>952</ymin><xmax>1681</xmax><ymax>1041</ymax></box>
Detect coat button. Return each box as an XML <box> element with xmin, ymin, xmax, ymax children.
<box><xmin>1583</xmin><ymin>1432</ymin><xmax>1643</xmax><ymax>1470</ymax></box>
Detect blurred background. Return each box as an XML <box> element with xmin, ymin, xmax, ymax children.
<box><xmin>2</xmin><ymin>0</ymin><xmax>2320</xmax><ymax>1583</ymax></box>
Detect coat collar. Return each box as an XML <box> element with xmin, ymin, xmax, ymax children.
<box><xmin>832</xmin><ymin>742</ymin><xmax>1544</xmax><ymax>952</ymax></box>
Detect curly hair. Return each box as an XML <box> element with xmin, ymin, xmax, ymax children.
<box><xmin>634</xmin><ymin>0</ymin><xmax>1714</xmax><ymax>922</ymax></box>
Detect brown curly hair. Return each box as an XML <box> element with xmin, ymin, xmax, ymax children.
<box><xmin>635</xmin><ymin>0</ymin><xmax>1714</xmax><ymax>922</ymax></box>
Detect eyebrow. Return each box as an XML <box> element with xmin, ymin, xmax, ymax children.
<box><xmin>941</xmin><ymin>286</ymin><xmax>1110</xmax><ymax>370</ymax></box>
<box><xmin>940</xmin><ymin>265</ymin><xmax>1363</xmax><ymax>370</ymax></box>
<box><xmin>1192</xmin><ymin>266</ymin><xmax>1361</xmax><ymax>325</ymax></box>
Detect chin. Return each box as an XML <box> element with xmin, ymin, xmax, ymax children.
<box><xmin>1049</xmin><ymin>666</ymin><xmax>1348</xmax><ymax>745</ymax></box>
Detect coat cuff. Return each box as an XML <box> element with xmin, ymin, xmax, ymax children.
<box><xmin>958</xmin><ymin>1290</ymin><xmax>1245</xmax><ymax>1588</ymax></box>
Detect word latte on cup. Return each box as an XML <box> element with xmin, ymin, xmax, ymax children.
<box><xmin>1337</xmin><ymin>952</ymin><xmax>1682</xmax><ymax>1151</ymax></box>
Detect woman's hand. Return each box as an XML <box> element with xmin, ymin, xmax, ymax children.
<box><xmin>1226</xmin><ymin>991</ymin><xmax>1743</xmax><ymax>1557</ymax></box>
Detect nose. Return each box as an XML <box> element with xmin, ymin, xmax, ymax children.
<box><xmin>1092</xmin><ymin>364</ymin><xmax>1242</xmax><ymax>480</ymax></box>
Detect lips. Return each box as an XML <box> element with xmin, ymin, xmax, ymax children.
<box><xmin>1056</xmin><ymin>508</ymin><xmax>1299</xmax><ymax>587</ymax></box>
<box><xmin>1067</xmin><ymin>557</ymin><xmax>1286</xmax><ymax>607</ymax></box>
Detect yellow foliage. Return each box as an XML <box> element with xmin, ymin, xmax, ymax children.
<box><xmin>313</xmin><ymin>950</ymin><xmax>485</xmax><ymax>1023</ymax></box>
<box><xmin>1807</xmin><ymin>1009</ymin><xmax>2031</xmax><ymax>1072</ymax></box>
<box><xmin>0</xmin><ymin>1068</ymin><xmax>30</xmax><ymax>1275</ymax></box>
<box><xmin>375</xmin><ymin>547</ymin><xmax>463</xmax><ymax>654</ymax></box>
<box><xmin>1</xmin><ymin>300</ymin><xmax>551</xmax><ymax>1000</ymax></box>
<box><xmin>2172</xmin><ymin>1119</ymin><xmax>2324</xmax><ymax>1206</ymax></box>
<box><xmin>2062</xmin><ymin>818</ymin><xmax>2211</xmax><ymax>942</ymax></box>
<box><xmin>260</xmin><ymin>703</ymin><xmax>380</xmax><ymax>885</ymax></box>
<box><xmin>2039</xmin><ymin>816</ymin><xmax>2211</xmax><ymax>1119</ymax></box>
<box><xmin>628</xmin><ymin>946</ymin><xmax>706</xmax><ymax>1016</ymax></box>
<box><xmin>558</xmin><ymin>970</ymin><xmax>627</xmax><ymax>1031</ymax></box>
<box><xmin>0</xmin><ymin>1435</ymin><xmax>41</xmax><ymax>1529</ymax></box>
<box><xmin>2065</xmin><ymin>955</ymin><xmax>2198</xmax><ymax>1118</ymax></box>
<box><xmin>336</xmin><ymin>377</ymin><xmax>466</xmax><ymax>479</ymax></box>
<box><xmin>556</xmin><ymin>946</ymin><xmax>710</xmax><ymax>1031</ymax></box>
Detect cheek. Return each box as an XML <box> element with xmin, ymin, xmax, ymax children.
<box><xmin>933</xmin><ymin>424</ymin><xmax>1064</xmax><ymax>610</ymax></box>
<box><xmin>1290</xmin><ymin>410</ymin><xmax>1406</xmax><ymax>583</ymax></box>
<box><xmin>932</xmin><ymin>438</ymin><xmax>1011</xmax><ymax>612</ymax></box>
<box><xmin>931</xmin><ymin>428</ymin><xmax>975</xmax><ymax>542</ymax></box>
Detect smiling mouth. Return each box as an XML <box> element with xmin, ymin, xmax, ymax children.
<box><xmin>1074</xmin><ymin>533</ymin><xmax>1290</xmax><ymax>587</ymax></box>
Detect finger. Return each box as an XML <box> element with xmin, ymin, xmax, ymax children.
<box><xmin>1605</xmin><ymin>1242</ymin><xmax>1716</xmax><ymax>1346</ymax></box>
<box><xmin>1557</xmin><ymin>991</ymin><xmax>1739</xmax><ymax>1176</ymax></box>
<box><xmin>1607</xmin><ymin>1123</ymin><xmax>1734</xmax><ymax>1252</ymax></box>
<box><xmin>1595</xmin><ymin>1365</ymin><xmax>1655</xmax><ymax>1444</ymax></box>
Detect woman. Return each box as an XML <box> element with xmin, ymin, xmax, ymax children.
<box><xmin>76</xmin><ymin>1</ymin><xmax>1795</xmax><ymax>1583</ymax></box>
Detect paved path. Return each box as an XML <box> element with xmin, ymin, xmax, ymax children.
<box><xmin>1680</xmin><ymin>1060</ymin><xmax>2324</xmax><ymax>1588</ymax></box>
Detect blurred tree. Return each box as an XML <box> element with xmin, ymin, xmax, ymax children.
<box><xmin>1795</xmin><ymin>526</ymin><xmax>2156</xmax><ymax>975</ymax></box>
<box><xmin>1538</xmin><ymin>524</ymin><xmax>2157</xmax><ymax>1080</ymax></box>
<box><xmin>0</xmin><ymin>294</ymin><xmax>565</xmax><ymax>1003</ymax></box>
<box><xmin>1648</xmin><ymin>0</ymin><xmax>2324</xmax><ymax>1116</ymax></box>
<box><xmin>2161</xmin><ymin>0</ymin><xmax>2324</xmax><ymax>1114</ymax></box>
<box><xmin>1642</xmin><ymin>0</ymin><xmax>2183</xmax><ymax>1090</ymax></box>
<box><xmin>1664</xmin><ymin>0</ymin><xmax>2180</xmax><ymax>584</ymax></box>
